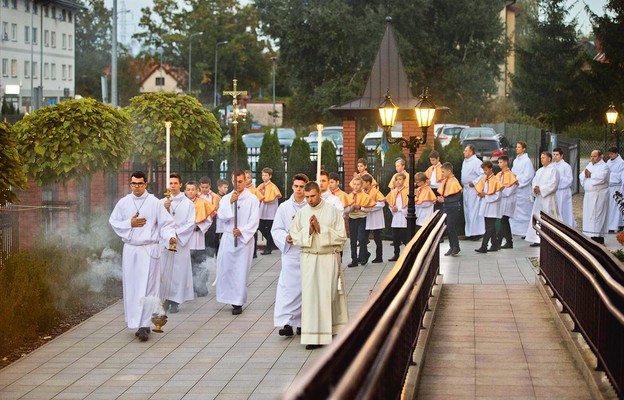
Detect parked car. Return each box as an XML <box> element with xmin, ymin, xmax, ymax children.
<box><xmin>435</xmin><ymin>124</ymin><xmax>469</xmax><ymax>147</ymax></box>
<box><xmin>461</xmin><ymin>137</ymin><xmax>507</xmax><ymax>172</ymax></box>
<box><xmin>459</xmin><ymin>127</ymin><xmax>499</xmax><ymax>141</ymax></box>
<box><xmin>308</xmin><ymin>126</ymin><xmax>343</xmax><ymax>152</ymax></box>
<box><xmin>304</xmin><ymin>136</ymin><xmax>338</xmax><ymax>157</ymax></box>
<box><xmin>276</xmin><ymin>128</ymin><xmax>297</xmax><ymax>148</ymax></box>
<box><xmin>242</xmin><ymin>133</ymin><xmax>264</xmax><ymax>149</ymax></box>
<box><xmin>361</xmin><ymin>131</ymin><xmax>403</xmax><ymax>151</ymax></box>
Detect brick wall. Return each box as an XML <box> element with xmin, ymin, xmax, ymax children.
<box><xmin>342</xmin><ymin>119</ymin><xmax>357</xmax><ymax>192</ymax></box>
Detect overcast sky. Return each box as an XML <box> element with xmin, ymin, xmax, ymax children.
<box><xmin>105</xmin><ymin>0</ymin><xmax>608</xmax><ymax>50</ymax></box>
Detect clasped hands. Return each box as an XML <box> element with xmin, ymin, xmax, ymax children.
<box><xmin>308</xmin><ymin>214</ymin><xmax>321</xmax><ymax>235</ymax></box>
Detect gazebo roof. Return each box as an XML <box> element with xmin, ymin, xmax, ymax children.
<box><xmin>329</xmin><ymin>19</ymin><xmax>419</xmax><ymax>119</ymax></box>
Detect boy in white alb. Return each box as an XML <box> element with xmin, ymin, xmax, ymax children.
<box><xmin>386</xmin><ymin>173</ymin><xmax>408</xmax><ymax>261</ymax></box>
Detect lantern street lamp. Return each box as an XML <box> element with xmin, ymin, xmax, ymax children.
<box><xmin>606</xmin><ymin>103</ymin><xmax>623</xmax><ymax>150</ymax></box>
<box><xmin>379</xmin><ymin>88</ymin><xmax>436</xmax><ymax>238</ymax></box>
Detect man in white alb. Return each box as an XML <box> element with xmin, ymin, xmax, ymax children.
<box><xmin>552</xmin><ymin>148</ymin><xmax>576</xmax><ymax>227</ymax></box>
<box><xmin>461</xmin><ymin>144</ymin><xmax>485</xmax><ymax>239</ymax></box>
<box><xmin>606</xmin><ymin>146</ymin><xmax>624</xmax><ymax>232</ymax></box>
<box><xmin>580</xmin><ymin>150</ymin><xmax>610</xmax><ymax>244</ymax></box>
<box><xmin>510</xmin><ymin>141</ymin><xmax>535</xmax><ymax>236</ymax></box>
<box><xmin>272</xmin><ymin>173</ymin><xmax>309</xmax><ymax>337</ymax></box>
<box><xmin>525</xmin><ymin>152</ymin><xmax>560</xmax><ymax>246</ymax></box>
<box><xmin>109</xmin><ymin>171</ymin><xmax>176</xmax><ymax>342</ymax></box>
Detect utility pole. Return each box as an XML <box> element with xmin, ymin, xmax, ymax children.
<box><xmin>111</xmin><ymin>0</ymin><xmax>118</xmax><ymax>107</ymax></box>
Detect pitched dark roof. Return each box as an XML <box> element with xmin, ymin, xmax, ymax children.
<box><xmin>329</xmin><ymin>19</ymin><xmax>419</xmax><ymax>119</ymax></box>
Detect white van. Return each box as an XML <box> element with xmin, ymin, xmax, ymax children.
<box><xmin>362</xmin><ymin>131</ymin><xmax>403</xmax><ymax>151</ymax></box>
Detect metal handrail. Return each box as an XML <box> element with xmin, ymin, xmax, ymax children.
<box><xmin>284</xmin><ymin>211</ymin><xmax>445</xmax><ymax>400</ymax></box>
<box><xmin>536</xmin><ymin>213</ymin><xmax>624</xmax><ymax>398</ymax></box>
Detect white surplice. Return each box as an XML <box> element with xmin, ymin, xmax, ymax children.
<box><xmin>607</xmin><ymin>155</ymin><xmax>624</xmax><ymax>230</ymax></box>
<box><xmin>321</xmin><ymin>191</ymin><xmax>345</xmax><ymax>214</ymax></box>
<box><xmin>461</xmin><ymin>154</ymin><xmax>485</xmax><ymax>236</ymax></box>
<box><xmin>525</xmin><ymin>164</ymin><xmax>560</xmax><ymax>244</ymax></box>
<box><xmin>109</xmin><ymin>191</ymin><xmax>175</xmax><ymax>329</ymax></box>
<box><xmin>216</xmin><ymin>188</ymin><xmax>260</xmax><ymax>306</ymax></box>
<box><xmin>510</xmin><ymin>153</ymin><xmax>535</xmax><ymax>235</ymax></box>
<box><xmin>290</xmin><ymin>200</ymin><xmax>348</xmax><ymax>345</ymax></box>
<box><xmin>160</xmin><ymin>193</ymin><xmax>196</xmax><ymax>305</ymax></box>
<box><xmin>580</xmin><ymin>159</ymin><xmax>610</xmax><ymax>237</ymax></box>
<box><xmin>272</xmin><ymin>194</ymin><xmax>307</xmax><ymax>328</ymax></box>
<box><xmin>498</xmin><ymin>170</ymin><xmax>517</xmax><ymax>217</ymax></box>
<box><xmin>553</xmin><ymin>159</ymin><xmax>576</xmax><ymax>227</ymax></box>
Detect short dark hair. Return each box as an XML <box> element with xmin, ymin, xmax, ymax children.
<box><xmin>244</xmin><ymin>169</ymin><xmax>252</xmax><ymax>177</ymax></box>
<box><xmin>131</xmin><ymin>171</ymin><xmax>147</xmax><ymax>182</ymax></box>
<box><xmin>441</xmin><ymin>162</ymin><xmax>453</xmax><ymax>172</ymax></box>
<box><xmin>170</xmin><ymin>173</ymin><xmax>182</xmax><ymax>184</ymax></box>
<box><xmin>199</xmin><ymin>176</ymin><xmax>211</xmax><ymax>185</ymax></box>
<box><xmin>361</xmin><ymin>174</ymin><xmax>373</xmax><ymax>184</ymax></box>
<box><xmin>304</xmin><ymin>181</ymin><xmax>320</xmax><ymax>192</ymax></box>
<box><xmin>185</xmin><ymin>180</ymin><xmax>197</xmax><ymax>188</ymax></box>
<box><xmin>217</xmin><ymin>179</ymin><xmax>228</xmax><ymax>186</ymax></box>
<box><xmin>320</xmin><ymin>170</ymin><xmax>330</xmax><ymax>179</ymax></box>
<box><xmin>293</xmin><ymin>173</ymin><xmax>309</xmax><ymax>183</ymax></box>
<box><xmin>262</xmin><ymin>167</ymin><xmax>273</xmax><ymax>176</ymax></box>
<box><xmin>517</xmin><ymin>141</ymin><xmax>527</xmax><ymax>150</ymax></box>
<box><xmin>465</xmin><ymin>144</ymin><xmax>476</xmax><ymax>154</ymax></box>
<box><xmin>553</xmin><ymin>147</ymin><xmax>563</xmax><ymax>155</ymax></box>
<box><xmin>329</xmin><ymin>172</ymin><xmax>341</xmax><ymax>182</ymax></box>
<box><xmin>414</xmin><ymin>172</ymin><xmax>427</xmax><ymax>182</ymax></box>
<box><xmin>608</xmin><ymin>146</ymin><xmax>619</xmax><ymax>154</ymax></box>
<box><xmin>429</xmin><ymin>150</ymin><xmax>440</xmax><ymax>159</ymax></box>
<box><xmin>541</xmin><ymin>151</ymin><xmax>553</xmax><ymax>160</ymax></box>
<box><xmin>232</xmin><ymin>169</ymin><xmax>245</xmax><ymax>179</ymax></box>
<box><xmin>499</xmin><ymin>155</ymin><xmax>509</xmax><ymax>163</ymax></box>
<box><xmin>357</xmin><ymin>158</ymin><xmax>367</xmax><ymax>166</ymax></box>
<box><xmin>481</xmin><ymin>160</ymin><xmax>493</xmax><ymax>169</ymax></box>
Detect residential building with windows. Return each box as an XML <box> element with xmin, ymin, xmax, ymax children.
<box><xmin>0</xmin><ymin>0</ymin><xmax>83</xmax><ymax>112</ymax></box>
<box><xmin>139</xmin><ymin>63</ymin><xmax>185</xmax><ymax>94</ymax></box>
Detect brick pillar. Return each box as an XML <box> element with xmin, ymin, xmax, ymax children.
<box><xmin>342</xmin><ymin>119</ymin><xmax>357</xmax><ymax>193</ymax></box>
<box><xmin>16</xmin><ymin>179</ymin><xmax>42</xmax><ymax>250</ymax></box>
<box><xmin>90</xmin><ymin>171</ymin><xmax>106</xmax><ymax>210</ymax></box>
<box><xmin>402</xmin><ymin>120</ymin><xmax>435</xmax><ymax>164</ymax></box>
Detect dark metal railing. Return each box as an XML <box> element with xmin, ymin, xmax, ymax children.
<box><xmin>284</xmin><ymin>211</ymin><xmax>445</xmax><ymax>400</ymax></box>
<box><xmin>537</xmin><ymin>213</ymin><xmax>624</xmax><ymax>398</ymax></box>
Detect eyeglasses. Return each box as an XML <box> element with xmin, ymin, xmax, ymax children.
<box><xmin>130</xmin><ymin>182</ymin><xmax>146</xmax><ymax>187</ymax></box>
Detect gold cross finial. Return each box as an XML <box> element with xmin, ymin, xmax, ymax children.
<box><xmin>223</xmin><ymin>79</ymin><xmax>248</xmax><ymax>125</ymax></box>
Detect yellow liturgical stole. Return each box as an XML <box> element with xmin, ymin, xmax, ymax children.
<box><xmin>425</xmin><ymin>163</ymin><xmax>443</xmax><ymax>184</ymax></box>
<box><xmin>331</xmin><ymin>188</ymin><xmax>351</xmax><ymax>208</ymax></box>
<box><xmin>349</xmin><ymin>191</ymin><xmax>376</xmax><ymax>207</ymax></box>
<box><xmin>193</xmin><ymin>197</ymin><xmax>216</xmax><ymax>223</ymax></box>
<box><xmin>496</xmin><ymin>169</ymin><xmax>518</xmax><ymax>188</ymax></box>
<box><xmin>258</xmin><ymin>181</ymin><xmax>282</xmax><ymax>203</ymax></box>
<box><xmin>415</xmin><ymin>184</ymin><xmax>437</xmax><ymax>205</ymax></box>
<box><xmin>246</xmin><ymin>184</ymin><xmax>264</xmax><ymax>201</ymax></box>
<box><xmin>439</xmin><ymin>177</ymin><xmax>463</xmax><ymax>197</ymax></box>
<box><xmin>366</xmin><ymin>186</ymin><xmax>386</xmax><ymax>203</ymax></box>
<box><xmin>475</xmin><ymin>174</ymin><xmax>502</xmax><ymax>195</ymax></box>
<box><xmin>386</xmin><ymin>186</ymin><xmax>408</xmax><ymax>209</ymax></box>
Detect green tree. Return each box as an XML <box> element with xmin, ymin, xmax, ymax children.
<box><xmin>512</xmin><ymin>0</ymin><xmax>584</xmax><ymax>131</ymax></box>
<box><xmin>125</xmin><ymin>92</ymin><xmax>221</xmax><ymax>168</ymax></box>
<box><xmin>14</xmin><ymin>98</ymin><xmax>132</xmax><ymax>187</ymax></box>
<box><xmin>75</xmin><ymin>0</ymin><xmax>112</xmax><ymax>100</ymax></box>
<box><xmin>287</xmin><ymin>137</ymin><xmax>312</xmax><ymax>184</ymax></box>
<box><xmin>256</xmin><ymin>130</ymin><xmax>285</xmax><ymax>192</ymax></box>
<box><xmin>416</xmin><ymin>146</ymin><xmax>433</xmax><ymax>173</ymax></box>
<box><xmin>320</xmin><ymin>140</ymin><xmax>339</xmax><ymax>174</ymax></box>
<box><xmin>227</xmin><ymin>130</ymin><xmax>250</xmax><ymax>177</ymax></box>
<box><xmin>443</xmin><ymin>137</ymin><xmax>464</xmax><ymax>182</ymax></box>
<box><xmin>0</xmin><ymin>121</ymin><xmax>27</xmax><ymax>205</ymax></box>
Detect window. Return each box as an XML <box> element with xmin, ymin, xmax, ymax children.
<box><xmin>68</xmin><ymin>11</ymin><xmax>72</xmax><ymax>22</ymax></box>
<box><xmin>44</xmin><ymin>29</ymin><xmax>49</xmax><ymax>46</ymax></box>
<box><xmin>68</xmin><ymin>65</ymin><xmax>72</xmax><ymax>80</ymax></box>
<box><xmin>43</xmin><ymin>5</ymin><xmax>48</xmax><ymax>17</ymax></box>
<box><xmin>51</xmin><ymin>31</ymin><xmax>55</xmax><ymax>47</ymax></box>
<box><xmin>68</xmin><ymin>34</ymin><xmax>72</xmax><ymax>50</ymax></box>
<box><xmin>155</xmin><ymin>77</ymin><xmax>165</xmax><ymax>86</ymax></box>
<box><xmin>10</xmin><ymin>0</ymin><xmax>16</xmax><ymax>8</ymax></box>
<box><xmin>61</xmin><ymin>64</ymin><xmax>66</xmax><ymax>80</ymax></box>
<box><xmin>2</xmin><ymin>0</ymin><xmax>8</xmax><ymax>7</ymax></box>
<box><xmin>24</xmin><ymin>60</ymin><xmax>30</xmax><ymax>78</ymax></box>
<box><xmin>21</xmin><ymin>96</ymin><xmax>30</xmax><ymax>107</ymax></box>
<box><xmin>25</xmin><ymin>0</ymin><xmax>30</xmax><ymax>12</ymax></box>
<box><xmin>32</xmin><ymin>27</ymin><xmax>37</xmax><ymax>44</ymax></box>
<box><xmin>10</xmin><ymin>59</ymin><xmax>16</xmax><ymax>77</ymax></box>
<box><xmin>1</xmin><ymin>59</ymin><xmax>7</xmax><ymax>77</ymax></box>
<box><xmin>61</xmin><ymin>33</ymin><xmax>66</xmax><ymax>49</ymax></box>
<box><xmin>32</xmin><ymin>61</ymin><xmax>37</xmax><ymax>78</ymax></box>
<box><xmin>2</xmin><ymin>22</ymin><xmax>7</xmax><ymax>41</ymax></box>
<box><xmin>51</xmin><ymin>6</ymin><xmax>55</xmax><ymax>19</ymax></box>
<box><xmin>10</xmin><ymin>23</ymin><xmax>16</xmax><ymax>41</ymax></box>
<box><xmin>61</xmin><ymin>9</ymin><xmax>66</xmax><ymax>21</ymax></box>
<box><xmin>44</xmin><ymin>62</ymin><xmax>49</xmax><ymax>79</ymax></box>
<box><xmin>33</xmin><ymin>4</ymin><xmax>37</xmax><ymax>14</ymax></box>
<box><xmin>51</xmin><ymin>63</ymin><xmax>56</xmax><ymax>79</ymax></box>
<box><xmin>24</xmin><ymin>26</ymin><xmax>29</xmax><ymax>43</ymax></box>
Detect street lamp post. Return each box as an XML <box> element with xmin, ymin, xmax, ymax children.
<box><xmin>271</xmin><ymin>56</ymin><xmax>277</xmax><ymax>131</ymax></box>
<box><xmin>188</xmin><ymin>32</ymin><xmax>203</xmax><ymax>93</ymax></box>
<box><xmin>606</xmin><ymin>103</ymin><xmax>623</xmax><ymax>150</ymax></box>
<box><xmin>213</xmin><ymin>40</ymin><xmax>228</xmax><ymax>107</ymax></box>
<box><xmin>379</xmin><ymin>88</ymin><xmax>436</xmax><ymax>238</ymax></box>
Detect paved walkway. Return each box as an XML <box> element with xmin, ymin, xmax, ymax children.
<box><xmin>1</xmin><ymin>233</ymin><xmax>616</xmax><ymax>399</ymax></box>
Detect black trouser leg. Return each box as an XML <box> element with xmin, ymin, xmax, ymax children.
<box><xmin>370</xmin><ymin>229</ymin><xmax>382</xmax><ymax>258</ymax></box>
<box><xmin>254</xmin><ymin>231</ymin><xmax>258</xmax><ymax>256</ymax></box>
<box><xmin>259</xmin><ymin>219</ymin><xmax>275</xmax><ymax>251</ymax></box>
<box><xmin>481</xmin><ymin>217</ymin><xmax>496</xmax><ymax>249</ymax></box>
<box><xmin>357</xmin><ymin>219</ymin><xmax>368</xmax><ymax>260</ymax></box>
<box><xmin>498</xmin><ymin>215</ymin><xmax>512</xmax><ymax>245</ymax></box>
<box><xmin>349</xmin><ymin>218</ymin><xmax>359</xmax><ymax>262</ymax></box>
<box><xmin>444</xmin><ymin>204</ymin><xmax>460</xmax><ymax>251</ymax></box>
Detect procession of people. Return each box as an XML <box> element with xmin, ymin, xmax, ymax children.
<box><xmin>109</xmin><ymin>139</ymin><xmax>621</xmax><ymax>347</ymax></box>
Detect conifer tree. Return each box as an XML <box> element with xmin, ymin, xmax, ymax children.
<box><xmin>257</xmin><ymin>129</ymin><xmax>285</xmax><ymax>193</ymax></box>
<box><xmin>287</xmin><ymin>137</ymin><xmax>312</xmax><ymax>196</ymax></box>
<box><xmin>320</xmin><ymin>140</ymin><xmax>338</xmax><ymax>174</ymax></box>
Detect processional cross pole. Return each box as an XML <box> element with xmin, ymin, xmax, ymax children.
<box><xmin>223</xmin><ymin>79</ymin><xmax>247</xmax><ymax>247</ymax></box>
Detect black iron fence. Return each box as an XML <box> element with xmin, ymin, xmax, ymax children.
<box><xmin>537</xmin><ymin>213</ymin><xmax>624</xmax><ymax>398</ymax></box>
<box><xmin>284</xmin><ymin>211</ymin><xmax>445</xmax><ymax>399</ymax></box>
<box><xmin>0</xmin><ymin>205</ymin><xmax>18</xmax><ymax>267</ymax></box>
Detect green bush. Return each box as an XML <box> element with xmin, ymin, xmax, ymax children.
<box><xmin>562</xmin><ymin>120</ymin><xmax>609</xmax><ymax>141</ymax></box>
<box><xmin>257</xmin><ymin>129</ymin><xmax>285</xmax><ymax>192</ymax></box>
<box><xmin>416</xmin><ymin>146</ymin><xmax>433</xmax><ymax>173</ymax></box>
<box><xmin>286</xmin><ymin>137</ymin><xmax>313</xmax><ymax>196</ymax></box>
<box><xmin>320</xmin><ymin>139</ymin><xmax>339</xmax><ymax>174</ymax></box>
<box><xmin>227</xmin><ymin>129</ymin><xmax>250</xmax><ymax>176</ymax></box>
<box><xmin>444</xmin><ymin>136</ymin><xmax>464</xmax><ymax>182</ymax></box>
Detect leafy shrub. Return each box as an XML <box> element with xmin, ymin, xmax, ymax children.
<box><xmin>257</xmin><ymin>129</ymin><xmax>285</xmax><ymax>192</ymax></box>
<box><xmin>561</xmin><ymin>120</ymin><xmax>607</xmax><ymax>141</ymax></box>
<box><xmin>320</xmin><ymin>139</ymin><xmax>339</xmax><ymax>174</ymax></box>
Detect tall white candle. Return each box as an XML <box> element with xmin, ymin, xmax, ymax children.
<box><xmin>316</xmin><ymin>123</ymin><xmax>323</xmax><ymax>183</ymax></box>
<box><xmin>165</xmin><ymin>121</ymin><xmax>172</xmax><ymax>187</ymax></box>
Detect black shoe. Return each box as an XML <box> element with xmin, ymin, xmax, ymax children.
<box><xmin>232</xmin><ymin>305</ymin><xmax>243</xmax><ymax>315</ymax></box>
<box><xmin>371</xmin><ymin>257</ymin><xmax>383</xmax><ymax>263</ymax></box>
<box><xmin>305</xmin><ymin>344</ymin><xmax>324</xmax><ymax>350</ymax></box>
<box><xmin>470</xmin><ymin>236</ymin><xmax>483</xmax><ymax>241</ymax></box>
<box><xmin>444</xmin><ymin>249</ymin><xmax>453</xmax><ymax>256</ymax></box>
<box><xmin>521</xmin><ymin>236</ymin><xmax>526</xmax><ymax>240</ymax></box>
<box><xmin>451</xmin><ymin>248</ymin><xmax>461</xmax><ymax>256</ymax></box>
<box><xmin>500</xmin><ymin>242</ymin><xmax>513</xmax><ymax>249</ymax></box>
<box><xmin>137</xmin><ymin>327</ymin><xmax>149</xmax><ymax>342</ymax></box>
<box><xmin>347</xmin><ymin>261</ymin><xmax>359</xmax><ymax>268</ymax></box>
<box><xmin>196</xmin><ymin>291</ymin><xmax>208</xmax><ymax>297</ymax></box>
<box><xmin>261</xmin><ymin>250</ymin><xmax>272</xmax><ymax>255</ymax></box>
<box><xmin>168</xmin><ymin>301</ymin><xmax>179</xmax><ymax>314</ymax></box>
<box><xmin>609</xmin><ymin>230</ymin><xmax>616</xmax><ymax>234</ymax></box>
<box><xmin>296</xmin><ymin>327</ymin><xmax>301</xmax><ymax>335</ymax></box>
<box><xmin>529</xmin><ymin>243</ymin><xmax>540</xmax><ymax>247</ymax></box>
<box><xmin>475</xmin><ymin>248</ymin><xmax>488</xmax><ymax>253</ymax></box>
<box><xmin>279</xmin><ymin>325</ymin><xmax>294</xmax><ymax>337</ymax></box>
<box><xmin>388</xmin><ymin>255</ymin><xmax>399</xmax><ymax>262</ymax></box>
<box><xmin>253</xmin><ymin>253</ymin><xmax>257</xmax><ymax>259</ymax></box>
<box><xmin>135</xmin><ymin>327</ymin><xmax>151</xmax><ymax>336</ymax></box>
<box><xmin>360</xmin><ymin>252</ymin><xmax>370</xmax><ymax>266</ymax></box>
<box><xmin>487</xmin><ymin>246</ymin><xmax>499</xmax><ymax>252</ymax></box>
